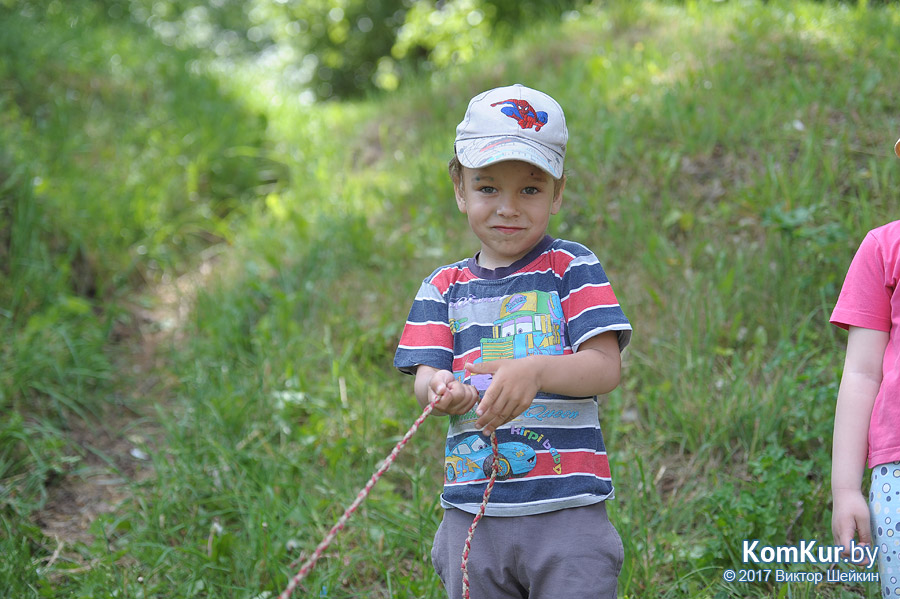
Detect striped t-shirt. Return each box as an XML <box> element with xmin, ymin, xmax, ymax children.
<box><xmin>394</xmin><ymin>236</ymin><xmax>632</xmax><ymax>516</ymax></box>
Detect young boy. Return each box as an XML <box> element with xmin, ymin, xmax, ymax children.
<box><xmin>394</xmin><ymin>84</ymin><xmax>632</xmax><ymax>598</ymax></box>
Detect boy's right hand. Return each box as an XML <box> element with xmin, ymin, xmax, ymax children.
<box><xmin>428</xmin><ymin>369</ymin><xmax>479</xmax><ymax>415</ymax></box>
<box><xmin>832</xmin><ymin>488</ymin><xmax>873</xmax><ymax>565</ymax></box>
<box><xmin>414</xmin><ymin>366</ymin><xmax>479</xmax><ymax>416</ymax></box>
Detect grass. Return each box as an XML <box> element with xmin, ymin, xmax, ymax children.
<box><xmin>2</xmin><ymin>0</ymin><xmax>900</xmax><ymax>597</ymax></box>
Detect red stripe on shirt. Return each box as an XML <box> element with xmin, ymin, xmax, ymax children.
<box><xmin>431</xmin><ymin>265</ymin><xmax>477</xmax><ymax>294</ymax></box>
<box><xmin>526</xmin><ymin>450</ymin><xmax>611</xmax><ymax>479</ymax></box>
<box><xmin>444</xmin><ymin>450</ymin><xmax>611</xmax><ymax>486</ymax></box>
<box><xmin>452</xmin><ymin>350</ymin><xmax>482</xmax><ymax>373</ymax></box>
<box><xmin>549</xmin><ymin>248</ymin><xmax>577</xmax><ymax>277</ymax></box>
<box><xmin>514</xmin><ymin>249</ymin><xmax>575</xmax><ymax>278</ymax></box>
<box><xmin>562</xmin><ymin>284</ymin><xmax>619</xmax><ymax>319</ymax></box>
<box><xmin>398</xmin><ymin>322</ymin><xmax>452</xmax><ymax>348</ymax></box>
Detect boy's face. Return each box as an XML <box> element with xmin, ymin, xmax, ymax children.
<box><xmin>454</xmin><ymin>160</ymin><xmax>564</xmax><ymax>270</ymax></box>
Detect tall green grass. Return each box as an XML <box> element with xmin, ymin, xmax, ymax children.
<box><xmin>0</xmin><ymin>3</ymin><xmax>275</xmax><ymax>592</ymax></box>
<box><xmin>3</xmin><ymin>0</ymin><xmax>900</xmax><ymax>597</ymax></box>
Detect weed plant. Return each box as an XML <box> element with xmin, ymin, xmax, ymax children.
<box><xmin>2</xmin><ymin>1</ymin><xmax>899</xmax><ymax>598</ymax></box>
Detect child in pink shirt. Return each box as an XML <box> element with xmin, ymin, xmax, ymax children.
<box><xmin>830</xmin><ymin>137</ymin><xmax>900</xmax><ymax>596</ymax></box>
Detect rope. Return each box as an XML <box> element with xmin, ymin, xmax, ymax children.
<box><xmin>277</xmin><ymin>394</ymin><xmax>499</xmax><ymax>599</ymax></box>
<box><xmin>461</xmin><ymin>431</ymin><xmax>499</xmax><ymax>599</ymax></box>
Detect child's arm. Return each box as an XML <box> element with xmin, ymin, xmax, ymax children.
<box><xmin>832</xmin><ymin>325</ymin><xmax>888</xmax><ymax>556</ymax></box>
<box><xmin>466</xmin><ymin>331</ymin><xmax>621</xmax><ymax>435</ymax></box>
<box><xmin>414</xmin><ymin>365</ymin><xmax>480</xmax><ymax>417</ymax></box>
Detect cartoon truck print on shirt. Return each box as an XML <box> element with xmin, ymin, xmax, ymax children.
<box><xmin>445</xmin><ymin>435</ymin><xmax>536</xmax><ymax>482</ymax></box>
<box><xmin>468</xmin><ymin>290</ymin><xmax>566</xmax><ymax>393</ymax></box>
<box><xmin>447</xmin><ymin>291</ymin><xmax>566</xmax><ymax>482</ymax></box>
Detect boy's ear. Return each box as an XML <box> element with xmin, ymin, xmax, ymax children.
<box><xmin>454</xmin><ymin>180</ymin><xmax>468</xmax><ymax>213</ymax></box>
<box><xmin>550</xmin><ymin>175</ymin><xmax>566</xmax><ymax>215</ymax></box>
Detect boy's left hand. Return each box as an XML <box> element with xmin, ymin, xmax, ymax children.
<box><xmin>466</xmin><ymin>359</ymin><xmax>540</xmax><ymax>435</ymax></box>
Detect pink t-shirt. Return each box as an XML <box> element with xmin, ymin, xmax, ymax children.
<box><xmin>831</xmin><ymin>220</ymin><xmax>900</xmax><ymax>468</ymax></box>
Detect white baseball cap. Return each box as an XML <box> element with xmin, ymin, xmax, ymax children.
<box><xmin>895</xmin><ymin>137</ymin><xmax>899</xmax><ymax>158</ymax></box>
<box><xmin>454</xmin><ymin>84</ymin><xmax>568</xmax><ymax>179</ymax></box>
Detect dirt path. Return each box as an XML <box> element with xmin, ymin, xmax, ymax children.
<box><xmin>32</xmin><ymin>260</ymin><xmax>214</xmax><ymax>564</ymax></box>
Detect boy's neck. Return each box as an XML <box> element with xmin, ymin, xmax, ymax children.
<box><xmin>469</xmin><ymin>235</ymin><xmax>554</xmax><ymax>279</ymax></box>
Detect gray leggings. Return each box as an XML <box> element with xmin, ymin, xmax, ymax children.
<box><xmin>431</xmin><ymin>502</ymin><xmax>623</xmax><ymax>599</ymax></box>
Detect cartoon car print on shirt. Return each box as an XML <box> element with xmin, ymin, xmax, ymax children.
<box><xmin>445</xmin><ymin>434</ymin><xmax>537</xmax><ymax>483</ymax></box>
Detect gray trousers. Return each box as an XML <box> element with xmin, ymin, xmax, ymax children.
<box><xmin>431</xmin><ymin>502</ymin><xmax>623</xmax><ymax>599</ymax></box>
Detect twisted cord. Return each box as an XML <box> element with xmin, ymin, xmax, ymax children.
<box><xmin>278</xmin><ymin>394</ymin><xmax>442</xmax><ymax>599</ymax></box>
<box><xmin>460</xmin><ymin>431</ymin><xmax>499</xmax><ymax>599</ymax></box>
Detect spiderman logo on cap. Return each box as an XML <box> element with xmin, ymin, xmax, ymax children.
<box><xmin>490</xmin><ymin>99</ymin><xmax>548</xmax><ymax>132</ymax></box>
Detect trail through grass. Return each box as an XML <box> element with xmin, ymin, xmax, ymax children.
<box><xmin>3</xmin><ymin>1</ymin><xmax>900</xmax><ymax>597</ymax></box>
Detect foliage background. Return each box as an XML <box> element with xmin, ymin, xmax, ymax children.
<box><xmin>1</xmin><ymin>0</ymin><xmax>899</xmax><ymax>597</ymax></box>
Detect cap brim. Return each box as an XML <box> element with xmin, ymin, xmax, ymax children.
<box><xmin>456</xmin><ymin>136</ymin><xmax>564</xmax><ymax>179</ymax></box>
<box><xmin>895</xmin><ymin>137</ymin><xmax>900</xmax><ymax>158</ymax></box>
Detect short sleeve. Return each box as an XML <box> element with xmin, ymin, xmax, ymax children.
<box><xmin>831</xmin><ymin>232</ymin><xmax>892</xmax><ymax>332</ymax></box>
<box><xmin>393</xmin><ymin>280</ymin><xmax>454</xmax><ymax>374</ymax></box>
<box><xmin>557</xmin><ymin>247</ymin><xmax>632</xmax><ymax>353</ymax></box>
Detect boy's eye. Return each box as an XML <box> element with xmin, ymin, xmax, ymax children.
<box><xmin>477</xmin><ymin>186</ymin><xmax>497</xmax><ymax>194</ymax></box>
<box><xmin>522</xmin><ymin>186</ymin><xmax>541</xmax><ymax>195</ymax></box>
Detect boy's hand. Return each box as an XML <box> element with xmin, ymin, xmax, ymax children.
<box><xmin>832</xmin><ymin>487</ymin><xmax>873</xmax><ymax>566</ymax></box>
<box><xmin>428</xmin><ymin>369</ymin><xmax>479</xmax><ymax>415</ymax></box>
<box><xmin>466</xmin><ymin>359</ymin><xmax>540</xmax><ymax>436</ymax></box>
